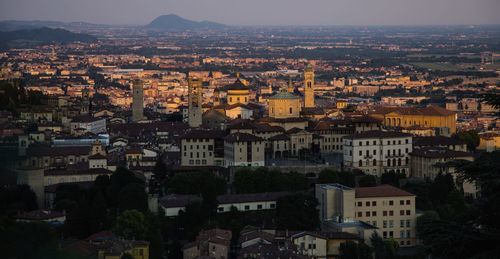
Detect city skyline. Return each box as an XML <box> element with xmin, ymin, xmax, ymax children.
<box><xmin>1</xmin><ymin>0</ymin><xmax>500</xmax><ymax>26</ymax></box>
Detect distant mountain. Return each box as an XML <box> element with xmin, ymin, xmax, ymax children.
<box><xmin>146</xmin><ymin>14</ymin><xmax>226</xmax><ymax>30</ymax></box>
<box><xmin>0</xmin><ymin>20</ymin><xmax>66</xmax><ymax>31</ymax></box>
<box><xmin>0</xmin><ymin>27</ymin><xmax>97</xmax><ymax>49</ymax></box>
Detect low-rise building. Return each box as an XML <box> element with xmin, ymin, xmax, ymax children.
<box><xmin>216</xmin><ymin>192</ymin><xmax>288</xmax><ymax>213</ymax></box>
<box><xmin>180</xmin><ymin>130</ymin><xmax>226</xmax><ymax>167</ymax></box>
<box><xmin>224</xmin><ymin>132</ymin><xmax>265</xmax><ymax>167</ymax></box>
<box><xmin>184</xmin><ymin>229</ymin><xmax>232</xmax><ymax>259</ymax></box>
<box><xmin>343</xmin><ymin>131</ymin><xmax>413</xmax><ymax>176</ymax></box>
<box><xmin>410</xmin><ymin>147</ymin><xmax>474</xmax><ymax>179</ymax></box>
<box><xmin>316</xmin><ymin>183</ymin><xmax>417</xmax><ymax>247</ymax></box>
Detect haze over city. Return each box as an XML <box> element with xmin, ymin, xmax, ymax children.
<box><xmin>1</xmin><ymin>0</ymin><xmax>499</xmax><ymax>258</ymax></box>
<box><xmin>1</xmin><ymin>0</ymin><xmax>500</xmax><ymax>25</ymax></box>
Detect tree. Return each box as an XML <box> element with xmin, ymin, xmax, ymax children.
<box><xmin>114</xmin><ymin>210</ymin><xmax>147</xmax><ymax>240</ymax></box>
<box><xmin>415</xmin><ymin>151</ymin><xmax>500</xmax><ymax>258</ymax></box>
<box><xmin>107</xmin><ymin>167</ymin><xmax>145</xmax><ymax>208</ymax></box>
<box><xmin>0</xmin><ymin>184</ymin><xmax>38</xmax><ymax>216</ymax></box>
<box><xmin>119</xmin><ymin>183</ymin><xmax>148</xmax><ymax>212</ymax></box>
<box><xmin>120</xmin><ymin>253</ymin><xmax>134</xmax><ymax>259</ymax></box>
<box><xmin>338</xmin><ymin>171</ymin><xmax>356</xmax><ymax>187</ymax></box>
<box><xmin>318</xmin><ymin>169</ymin><xmax>340</xmax><ymax>184</ymax></box>
<box><xmin>453</xmin><ymin>130</ymin><xmax>480</xmax><ymax>151</ymax></box>
<box><xmin>339</xmin><ymin>241</ymin><xmax>373</xmax><ymax>259</ymax></box>
<box><xmin>145</xmin><ymin>213</ymin><xmax>164</xmax><ymax>259</ymax></box>
<box><xmin>370</xmin><ymin>232</ymin><xmax>398</xmax><ymax>259</ymax></box>
<box><xmin>275</xmin><ymin>194</ymin><xmax>319</xmax><ymax>230</ymax></box>
<box><xmin>358</xmin><ymin>175</ymin><xmax>377</xmax><ymax>187</ymax></box>
<box><xmin>0</xmin><ymin>219</ymin><xmax>64</xmax><ymax>259</ymax></box>
<box><xmin>167</xmin><ymin>171</ymin><xmax>226</xmax><ymax>199</ymax></box>
<box><xmin>380</xmin><ymin>171</ymin><xmax>406</xmax><ymax>187</ymax></box>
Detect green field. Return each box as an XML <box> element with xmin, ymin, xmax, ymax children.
<box><xmin>411</xmin><ymin>62</ymin><xmax>467</xmax><ymax>71</ymax></box>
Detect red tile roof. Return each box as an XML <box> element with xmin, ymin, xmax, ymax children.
<box><xmin>355</xmin><ymin>184</ymin><xmax>414</xmax><ymax>198</ymax></box>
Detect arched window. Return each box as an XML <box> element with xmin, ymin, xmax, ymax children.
<box><xmin>373</xmin><ymin>159</ymin><xmax>377</xmax><ymax>166</ymax></box>
<box><xmin>398</xmin><ymin>158</ymin><xmax>402</xmax><ymax>166</ymax></box>
<box><xmin>289</xmin><ymin>108</ymin><xmax>293</xmax><ymax>114</ymax></box>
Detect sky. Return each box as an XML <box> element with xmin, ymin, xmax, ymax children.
<box><xmin>1</xmin><ymin>0</ymin><xmax>499</xmax><ymax>26</ymax></box>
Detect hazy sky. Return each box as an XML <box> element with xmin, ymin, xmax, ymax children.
<box><xmin>1</xmin><ymin>0</ymin><xmax>499</xmax><ymax>26</ymax></box>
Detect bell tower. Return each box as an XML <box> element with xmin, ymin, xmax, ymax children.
<box><xmin>132</xmin><ymin>79</ymin><xmax>144</xmax><ymax>122</ymax></box>
<box><xmin>188</xmin><ymin>76</ymin><xmax>203</xmax><ymax>128</ymax></box>
<box><xmin>303</xmin><ymin>64</ymin><xmax>315</xmax><ymax>108</ymax></box>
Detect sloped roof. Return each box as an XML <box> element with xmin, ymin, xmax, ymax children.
<box><xmin>355</xmin><ymin>185</ymin><xmax>415</xmax><ymax>198</ymax></box>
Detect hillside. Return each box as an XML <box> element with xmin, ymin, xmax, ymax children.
<box><xmin>0</xmin><ymin>27</ymin><xmax>97</xmax><ymax>49</ymax></box>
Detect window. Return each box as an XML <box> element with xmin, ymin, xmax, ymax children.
<box><xmin>372</xmin><ymin>221</ymin><xmax>377</xmax><ymax>227</ymax></box>
<box><xmin>406</xmin><ymin>230</ymin><xmax>411</xmax><ymax>238</ymax></box>
<box><xmin>244</xmin><ymin>205</ymin><xmax>250</xmax><ymax>210</ymax></box>
<box><xmin>400</xmin><ymin>200</ymin><xmax>404</xmax><ymax>205</ymax></box>
<box><xmin>389</xmin><ymin>211</ymin><xmax>394</xmax><ymax>216</ymax></box>
<box><xmin>366</xmin><ymin>201</ymin><xmax>370</xmax><ymax>206</ymax></box>
<box><xmin>257</xmin><ymin>204</ymin><xmax>263</xmax><ymax>210</ymax></box>
<box><xmin>270</xmin><ymin>203</ymin><xmax>276</xmax><ymax>209</ymax></box>
<box><xmin>389</xmin><ymin>231</ymin><xmax>394</xmax><ymax>238</ymax></box>
<box><xmin>218</xmin><ymin>207</ymin><xmax>224</xmax><ymax>212</ymax></box>
<box><xmin>406</xmin><ymin>210</ymin><xmax>411</xmax><ymax>215</ymax></box>
<box><xmin>383</xmin><ymin>221</ymin><xmax>387</xmax><ymax>228</ymax></box>
<box><xmin>372</xmin><ymin>201</ymin><xmax>376</xmax><ymax>206</ymax></box>
<box><xmin>400</xmin><ymin>220</ymin><xmax>405</xmax><ymax>228</ymax></box>
<box><xmin>389</xmin><ymin>200</ymin><xmax>394</xmax><ymax>206</ymax></box>
<box><xmin>373</xmin><ymin>141</ymin><xmax>377</xmax><ymax>145</ymax></box>
<box><xmin>372</xmin><ymin>211</ymin><xmax>377</xmax><ymax>216</ymax></box>
<box><xmin>383</xmin><ymin>231</ymin><xmax>387</xmax><ymax>238</ymax></box>
<box><xmin>359</xmin><ymin>150</ymin><xmax>362</xmax><ymax>156</ymax></box>
<box><xmin>406</xmin><ymin>220</ymin><xmax>411</xmax><ymax>228</ymax></box>
<box><xmin>357</xmin><ymin>212</ymin><xmax>362</xmax><ymax>217</ymax></box>
<box><xmin>359</xmin><ymin>160</ymin><xmax>363</xmax><ymax>167</ymax></box>
<box><xmin>366</xmin><ymin>211</ymin><xmax>371</xmax><ymax>217</ymax></box>
<box><xmin>406</xmin><ymin>200</ymin><xmax>410</xmax><ymax>205</ymax></box>
<box><xmin>400</xmin><ymin>210</ymin><xmax>405</xmax><ymax>216</ymax></box>
<box><xmin>289</xmin><ymin>107</ymin><xmax>293</xmax><ymax>114</ymax></box>
<box><xmin>358</xmin><ymin>202</ymin><xmax>362</xmax><ymax>207</ymax></box>
<box><xmin>359</xmin><ymin>141</ymin><xmax>363</xmax><ymax>146</ymax></box>
<box><xmin>383</xmin><ymin>211</ymin><xmax>387</xmax><ymax>216</ymax></box>
<box><xmin>389</xmin><ymin>220</ymin><xmax>394</xmax><ymax>228</ymax></box>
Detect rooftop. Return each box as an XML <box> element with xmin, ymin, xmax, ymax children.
<box><xmin>345</xmin><ymin>130</ymin><xmax>412</xmax><ymax>140</ymax></box>
<box><xmin>355</xmin><ymin>184</ymin><xmax>415</xmax><ymax>198</ymax></box>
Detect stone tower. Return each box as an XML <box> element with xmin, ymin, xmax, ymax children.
<box><xmin>188</xmin><ymin>76</ymin><xmax>203</xmax><ymax>128</ymax></box>
<box><xmin>303</xmin><ymin>63</ymin><xmax>315</xmax><ymax>108</ymax></box>
<box><xmin>81</xmin><ymin>87</ymin><xmax>90</xmax><ymax>115</ymax></box>
<box><xmin>132</xmin><ymin>79</ymin><xmax>144</xmax><ymax>122</ymax></box>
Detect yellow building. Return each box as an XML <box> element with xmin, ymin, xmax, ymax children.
<box><xmin>268</xmin><ymin>90</ymin><xmax>301</xmax><ymax>119</ymax></box>
<box><xmin>478</xmin><ymin>132</ymin><xmax>500</xmax><ymax>152</ymax></box>
<box><xmin>226</xmin><ymin>78</ymin><xmax>250</xmax><ymax>105</ymax></box>
<box><xmin>370</xmin><ymin>106</ymin><xmax>457</xmax><ymax>134</ymax></box>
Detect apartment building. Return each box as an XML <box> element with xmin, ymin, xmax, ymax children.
<box><xmin>224</xmin><ymin>132</ymin><xmax>265</xmax><ymax>167</ymax></box>
<box><xmin>316</xmin><ymin>183</ymin><xmax>417</xmax><ymax>247</ymax></box>
<box><xmin>180</xmin><ymin>130</ymin><xmax>226</xmax><ymax>167</ymax></box>
<box><xmin>410</xmin><ymin>147</ymin><xmax>474</xmax><ymax>179</ymax></box>
<box><xmin>343</xmin><ymin>131</ymin><xmax>413</xmax><ymax>176</ymax></box>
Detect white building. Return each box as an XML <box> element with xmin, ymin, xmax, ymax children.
<box><xmin>70</xmin><ymin>116</ymin><xmax>107</xmax><ymax>135</ymax></box>
<box><xmin>343</xmin><ymin>131</ymin><xmax>412</xmax><ymax>176</ymax></box>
